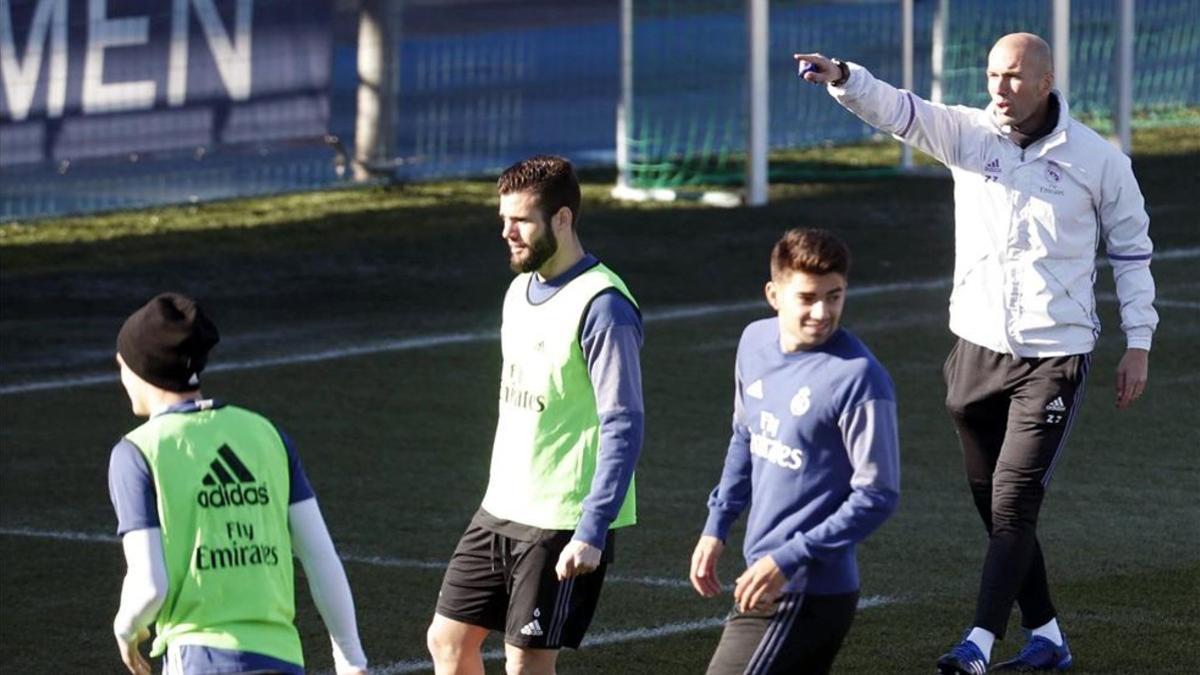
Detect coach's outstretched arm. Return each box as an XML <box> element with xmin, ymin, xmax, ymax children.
<box><xmin>794</xmin><ymin>52</ymin><xmax>973</xmax><ymax>170</ymax></box>
<box><xmin>290</xmin><ymin>498</ymin><xmax>369</xmax><ymax>675</ymax></box>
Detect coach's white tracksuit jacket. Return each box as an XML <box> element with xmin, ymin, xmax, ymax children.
<box><xmin>829</xmin><ymin>63</ymin><xmax>1158</xmax><ymax>357</ymax></box>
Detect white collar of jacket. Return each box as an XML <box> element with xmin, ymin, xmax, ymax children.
<box><xmin>985</xmin><ymin>90</ymin><xmax>1070</xmax><ymax>155</ymax></box>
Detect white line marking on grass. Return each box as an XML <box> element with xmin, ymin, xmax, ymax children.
<box><xmin>371</xmin><ymin>595</ymin><xmax>897</xmax><ymax>674</ymax></box>
<box><xmin>0</xmin><ymin>279</ymin><xmax>950</xmax><ymax>396</ymax></box>
<box><xmin>0</xmin><ymin>527</ymin><xmax>898</xmax><ymax>673</ymax></box>
<box><xmin>0</xmin><ymin>372</ymin><xmax>114</xmax><ymax>395</ymax></box>
<box><xmin>1096</xmin><ymin>293</ymin><xmax>1200</xmax><ymax>310</ymax></box>
<box><xmin>4</xmin><ymin>246</ymin><xmax>1197</xmax><ymax>397</ymax></box>
<box><xmin>1156</xmin><ymin>298</ymin><xmax>1200</xmax><ymax>309</ymax></box>
<box><xmin>1152</xmin><ymin>246</ymin><xmax>1200</xmax><ymax>261</ymax></box>
<box><xmin>339</xmin><ymin>553</ymin><xmax>449</xmax><ymax>571</ymax></box>
<box><xmin>341</xmin><ymin>553</ymin><xmax>692</xmax><ymax>587</ymax></box>
<box><xmin>312</xmin><ymin>554</ymin><xmax>695</xmax><ymax>588</ymax></box>
<box><xmin>649</xmin><ymin>279</ymin><xmax>951</xmax><ymax>323</ymax></box>
<box><xmin>1158</xmin><ymin>372</ymin><xmax>1200</xmax><ymax>385</ymax></box>
<box><xmin>372</xmin><ymin>618</ymin><xmax>727</xmax><ymax>674</ymax></box>
<box><xmin>605</xmin><ymin>574</ymin><xmax>692</xmax><ymax>589</ymax></box>
<box><xmin>370</xmin><ymin>598</ymin><xmax>895</xmax><ymax>674</ymax></box>
<box><xmin>0</xmin><ymin>526</ymin><xmax>119</xmax><ymax>543</ymax></box>
<box><xmin>0</xmin><ymin>332</ymin><xmax>491</xmax><ymax>395</ymax></box>
<box><xmin>0</xmin><ymin>527</ymin><xmax>692</xmax><ymax>588</ymax></box>
<box><xmin>687</xmin><ymin>314</ymin><xmax>938</xmax><ymax>353</ymax></box>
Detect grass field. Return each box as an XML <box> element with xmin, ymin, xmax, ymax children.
<box><xmin>1</xmin><ymin>128</ymin><xmax>1197</xmax><ymax>673</ymax></box>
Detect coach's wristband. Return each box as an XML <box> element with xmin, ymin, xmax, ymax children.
<box><xmin>830</xmin><ymin>59</ymin><xmax>850</xmax><ymax>87</ymax></box>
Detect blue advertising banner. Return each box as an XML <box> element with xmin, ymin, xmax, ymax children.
<box><xmin>0</xmin><ymin>0</ymin><xmax>331</xmax><ymax>167</ymax></box>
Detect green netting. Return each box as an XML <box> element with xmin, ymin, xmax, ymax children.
<box><xmin>626</xmin><ymin>0</ymin><xmax>1200</xmax><ymax>189</ymax></box>
<box><xmin>940</xmin><ymin>0</ymin><xmax>1200</xmax><ymax>133</ymax></box>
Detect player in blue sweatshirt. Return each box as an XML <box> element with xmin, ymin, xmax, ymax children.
<box><xmin>690</xmin><ymin>228</ymin><xmax>900</xmax><ymax>675</ymax></box>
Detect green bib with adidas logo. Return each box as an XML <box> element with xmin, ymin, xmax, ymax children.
<box><xmin>124</xmin><ymin>404</ymin><xmax>301</xmax><ymax>664</ymax></box>
<box><xmin>481</xmin><ymin>262</ymin><xmax>638</xmax><ymax>530</ymax></box>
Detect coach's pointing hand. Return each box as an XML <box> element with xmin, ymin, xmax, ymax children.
<box><xmin>556</xmin><ymin>540</ymin><xmax>602</xmax><ymax>580</ymax></box>
<box><xmin>793</xmin><ymin>53</ymin><xmax>839</xmax><ymax>84</ymax></box>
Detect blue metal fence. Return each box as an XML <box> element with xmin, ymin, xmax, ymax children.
<box><xmin>2</xmin><ymin>0</ymin><xmax>1197</xmax><ymax>220</ymax></box>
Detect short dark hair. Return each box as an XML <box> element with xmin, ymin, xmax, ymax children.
<box><xmin>496</xmin><ymin>155</ymin><xmax>581</xmax><ymax>227</ymax></box>
<box><xmin>770</xmin><ymin>228</ymin><xmax>851</xmax><ymax>279</ymax></box>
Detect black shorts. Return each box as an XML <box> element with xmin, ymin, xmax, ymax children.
<box><xmin>705</xmin><ymin>591</ymin><xmax>859</xmax><ymax>675</ymax></box>
<box><xmin>434</xmin><ymin>509</ymin><xmax>614</xmax><ymax>649</ymax></box>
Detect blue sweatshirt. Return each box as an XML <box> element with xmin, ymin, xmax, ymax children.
<box><xmin>703</xmin><ymin>320</ymin><xmax>900</xmax><ymax>595</ymax></box>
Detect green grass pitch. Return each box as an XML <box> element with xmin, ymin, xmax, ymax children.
<box><xmin>2</xmin><ymin>128</ymin><xmax>1197</xmax><ymax>673</ymax></box>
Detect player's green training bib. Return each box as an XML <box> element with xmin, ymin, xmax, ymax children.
<box><xmin>124</xmin><ymin>404</ymin><xmax>302</xmax><ymax>665</ymax></box>
<box><xmin>481</xmin><ymin>262</ymin><xmax>638</xmax><ymax>530</ymax></box>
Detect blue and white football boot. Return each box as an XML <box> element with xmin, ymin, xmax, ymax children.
<box><xmin>991</xmin><ymin>633</ymin><xmax>1073</xmax><ymax>671</ymax></box>
<box><xmin>935</xmin><ymin>634</ymin><xmax>989</xmax><ymax>675</ymax></box>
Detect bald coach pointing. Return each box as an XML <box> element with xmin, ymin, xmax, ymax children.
<box><xmin>793</xmin><ymin>32</ymin><xmax>1158</xmax><ymax>673</ymax></box>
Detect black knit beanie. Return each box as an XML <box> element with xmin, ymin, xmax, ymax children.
<box><xmin>117</xmin><ymin>292</ymin><xmax>219</xmax><ymax>392</ymax></box>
